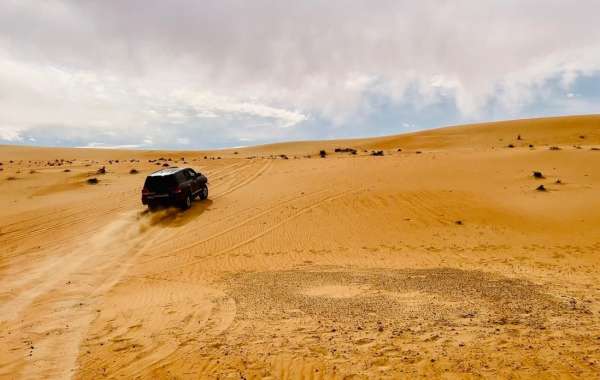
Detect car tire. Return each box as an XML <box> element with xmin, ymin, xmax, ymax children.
<box><xmin>180</xmin><ymin>193</ymin><xmax>192</xmax><ymax>210</ymax></box>
<box><xmin>199</xmin><ymin>185</ymin><xmax>208</xmax><ymax>200</ymax></box>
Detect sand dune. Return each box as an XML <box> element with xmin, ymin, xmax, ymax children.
<box><xmin>1</xmin><ymin>115</ymin><xmax>600</xmax><ymax>378</ymax></box>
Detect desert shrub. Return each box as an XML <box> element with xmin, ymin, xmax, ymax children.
<box><xmin>130</xmin><ymin>168</ymin><xmax>139</xmax><ymax>174</ymax></box>
<box><xmin>64</xmin><ymin>169</ymin><xmax>71</xmax><ymax>172</ymax></box>
<box><xmin>536</xmin><ymin>184</ymin><xmax>546</xmax><ymax>192</ymax></box>
<box><xmin>370</xmin><ymin>150</ymin><xmax>384</xmax><ymax>156</ymax></box>
<box><xmin>96</xmin><ymin>166</ymin><xmax>106</xmax><ymax>174</ymax></box>
<box><xmin>87</xmin><ymin>177</ymin><xmax>99</xmax><ymax>184</ymax></box>
<box><xmin>319</xmin><ymin>150</ymin><xmax>327</xmax><ymax>158</ymax></box>
<box><xmin>532</xmin><ymin>171</ymin><xmax>544</xmax><ymax>179</ymax></box>
<box><xmin>162</xmin><ymin>163</ymin><xmax>169</xmax><ymax>167</ymax></box>
<box><xmin>507</xmin><ymin>144</ymin><xmax>515</xmax><ymax>148</ymax></box>
<box><xmin>6</xmin><ymin>176</ymin><xmax>17</xmax><ymax>180</ymax></box>
<box><xmin>280</xmin><ymin>154</ymin><xmax>289</xmax><ymax>159</ymax></box>
<box><xmin>334</xmin><ymin>148</ymin><xmax>357</xmax><ymax>154</ymax></box>
<box><xmin>549</xmin><ymin>146</ymin><xmax>561</xmax><ymax>150</ymax></box>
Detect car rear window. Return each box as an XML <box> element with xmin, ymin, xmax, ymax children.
<box><xmin>144</xmin><ymin>175</ymin><xmax>177</xmax><ymax>192</ymax></box>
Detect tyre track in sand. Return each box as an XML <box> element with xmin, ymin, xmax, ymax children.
<box><xmin>133</xmin><ymin>159</ymin><xmax>275</xmax><ymax>255</ymax></box>
<box><xmin>0</xmin><ymin>210</ymin><xmax>175</xmax><ymax>379</ymax></box>
<box><xmin>149</xmin><ymin>188</ymin><xmax>362</xmax><ymax>279</ymax></box>
<box><xmin>138</xmin><ymin>187</ymin><xmax>329</xmax><ymax>265</ymax></box>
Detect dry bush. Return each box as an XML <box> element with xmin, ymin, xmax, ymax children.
<box><xmin>532</xmin><ymin>171</ymin><xmax>544</xmax><ymax>179</ymax></box>
<box><xmin>319</xmin><ymin>150</ymin><xmax>327</xmax><ymax>158</ymax></box>
<box><xmin>87</xmin><ymin>177</ymin><xmax>99</xmax><ymax>184</ymax></box>
<box><xmin>334</xmin><ymin>148</ymin><xmax>357</xmax><ymax>154</ymax></box>
<box><xmin>370</xmin><ymin>150</ymin><xmax>384</xmax><ymax>156</ymax></box>
<box><xmin>130</xmin><ymin>168</ymin><xmax>139</xmax><ymax>174</ymax></box>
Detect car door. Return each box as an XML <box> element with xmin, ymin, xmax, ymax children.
<box><xmin>185</xmin><ymin>169</ymin><xmax>199</xmax><ymax>194</ymax></box>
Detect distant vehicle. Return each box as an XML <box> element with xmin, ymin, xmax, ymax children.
<box><xmin>142</xmin><ymin>167</ymin><xmax>208</xmax><ymax>210</ymax></box>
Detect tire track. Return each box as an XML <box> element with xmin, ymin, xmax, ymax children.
<box><xmin>152</xmin><ymin>188</ymin><xmax>361</xmax><ymax>278</ymax></box>
<box><xmin>212</xmin><ymin>160</ymin><xmax>272</xmax><ymax>200</ymax></box>
<box><xmin>1</xmin><ymin>211</ymin><xmax>173</xmax><ymax>379</ymax></box>
<box><xmin>139</xmin><ymin>187</ymin><xmax>330</xmax><ymax>264</ymax></box>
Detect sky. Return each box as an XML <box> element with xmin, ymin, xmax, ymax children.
<box><xmin>1</xmin><ymin>1</ymin><xmax>599</xmax><ymax>149</ymax></box>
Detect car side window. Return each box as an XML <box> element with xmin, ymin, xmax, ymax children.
<box><xmin>175</xmin><ymin>172</ymin><xmax>187</xmax><ymax>183</ymax></box>
<box><xmin>186</xmin><ymin>169</ymin><xmax>196</xmax><ymax>178</ymax></box>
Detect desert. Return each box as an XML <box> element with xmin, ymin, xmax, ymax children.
<box><xmin>1</xmin><ymin>115</ymin><xmax>599</xmax><ymax>379</ymax></box>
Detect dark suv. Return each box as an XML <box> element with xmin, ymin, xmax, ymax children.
<box><xmin>142</xmin><ymin>167</ymin><xmax>208</xmax><ymax>210</ymax></box>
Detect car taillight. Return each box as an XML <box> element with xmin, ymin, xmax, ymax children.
<box><xmin>142</xmin><ymin>187</ymin><xmax>150</xmax><ymax>195</ymax></box>
<box><xmin>173</xmin><ymin>187</ymin><xmax>182</xmax><ymax>193</ymax></box>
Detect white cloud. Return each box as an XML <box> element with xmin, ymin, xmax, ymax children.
<box><xmin>0</xmin><ymin>126</ymin><xmax>23</xmax><ymax>142</ymax></box>
<box><xmin>79</xmin><ymin>143</ymin><xmax>142</xmax><ymax>149</ymax></box>
<box><xmin>1</xmin><ymin>1</ymin><xmax>600</xmax><ymax>147</ymax></box>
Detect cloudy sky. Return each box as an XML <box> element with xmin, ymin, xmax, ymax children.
<box><xmin>1</xmin><ymin>1</ymin><xmax>599</xmax><ymax>149</ymax></box>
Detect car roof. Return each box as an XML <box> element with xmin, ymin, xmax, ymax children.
<box><xmin>148</xmin><ymin>167</ymin><xmax>186</xmax><ymax>177</ymax></box>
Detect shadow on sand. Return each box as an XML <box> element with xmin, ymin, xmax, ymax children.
<box><xmin>138</xmin><ymin>198</ymin><xmax>214</xmax><ymax>227</ymax></box>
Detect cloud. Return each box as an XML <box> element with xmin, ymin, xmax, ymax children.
<box><xmin>0</xmin><ymin>126</ymin><xmax>23</xmax><ymax>142</ymax></box>
<box><xmin>1</xmin><ymin>1</ymin><xmax>599</xmax><ymax>147</ymax></box>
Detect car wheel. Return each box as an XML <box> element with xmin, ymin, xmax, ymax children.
<box><xmin>180</xmin><ymin>193</ymin><xmax>192</xmax><ymax>210</ymax></box>
<box><xmin>199</xmin><ymin>185</ymin><xmax>208</xmax><ymax>200</ymax></box>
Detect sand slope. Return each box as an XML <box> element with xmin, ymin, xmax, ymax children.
<box><xmin>1</xmin><ymin>115</ymin><xmax>599</xmax><ymax>379</ymax></box>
